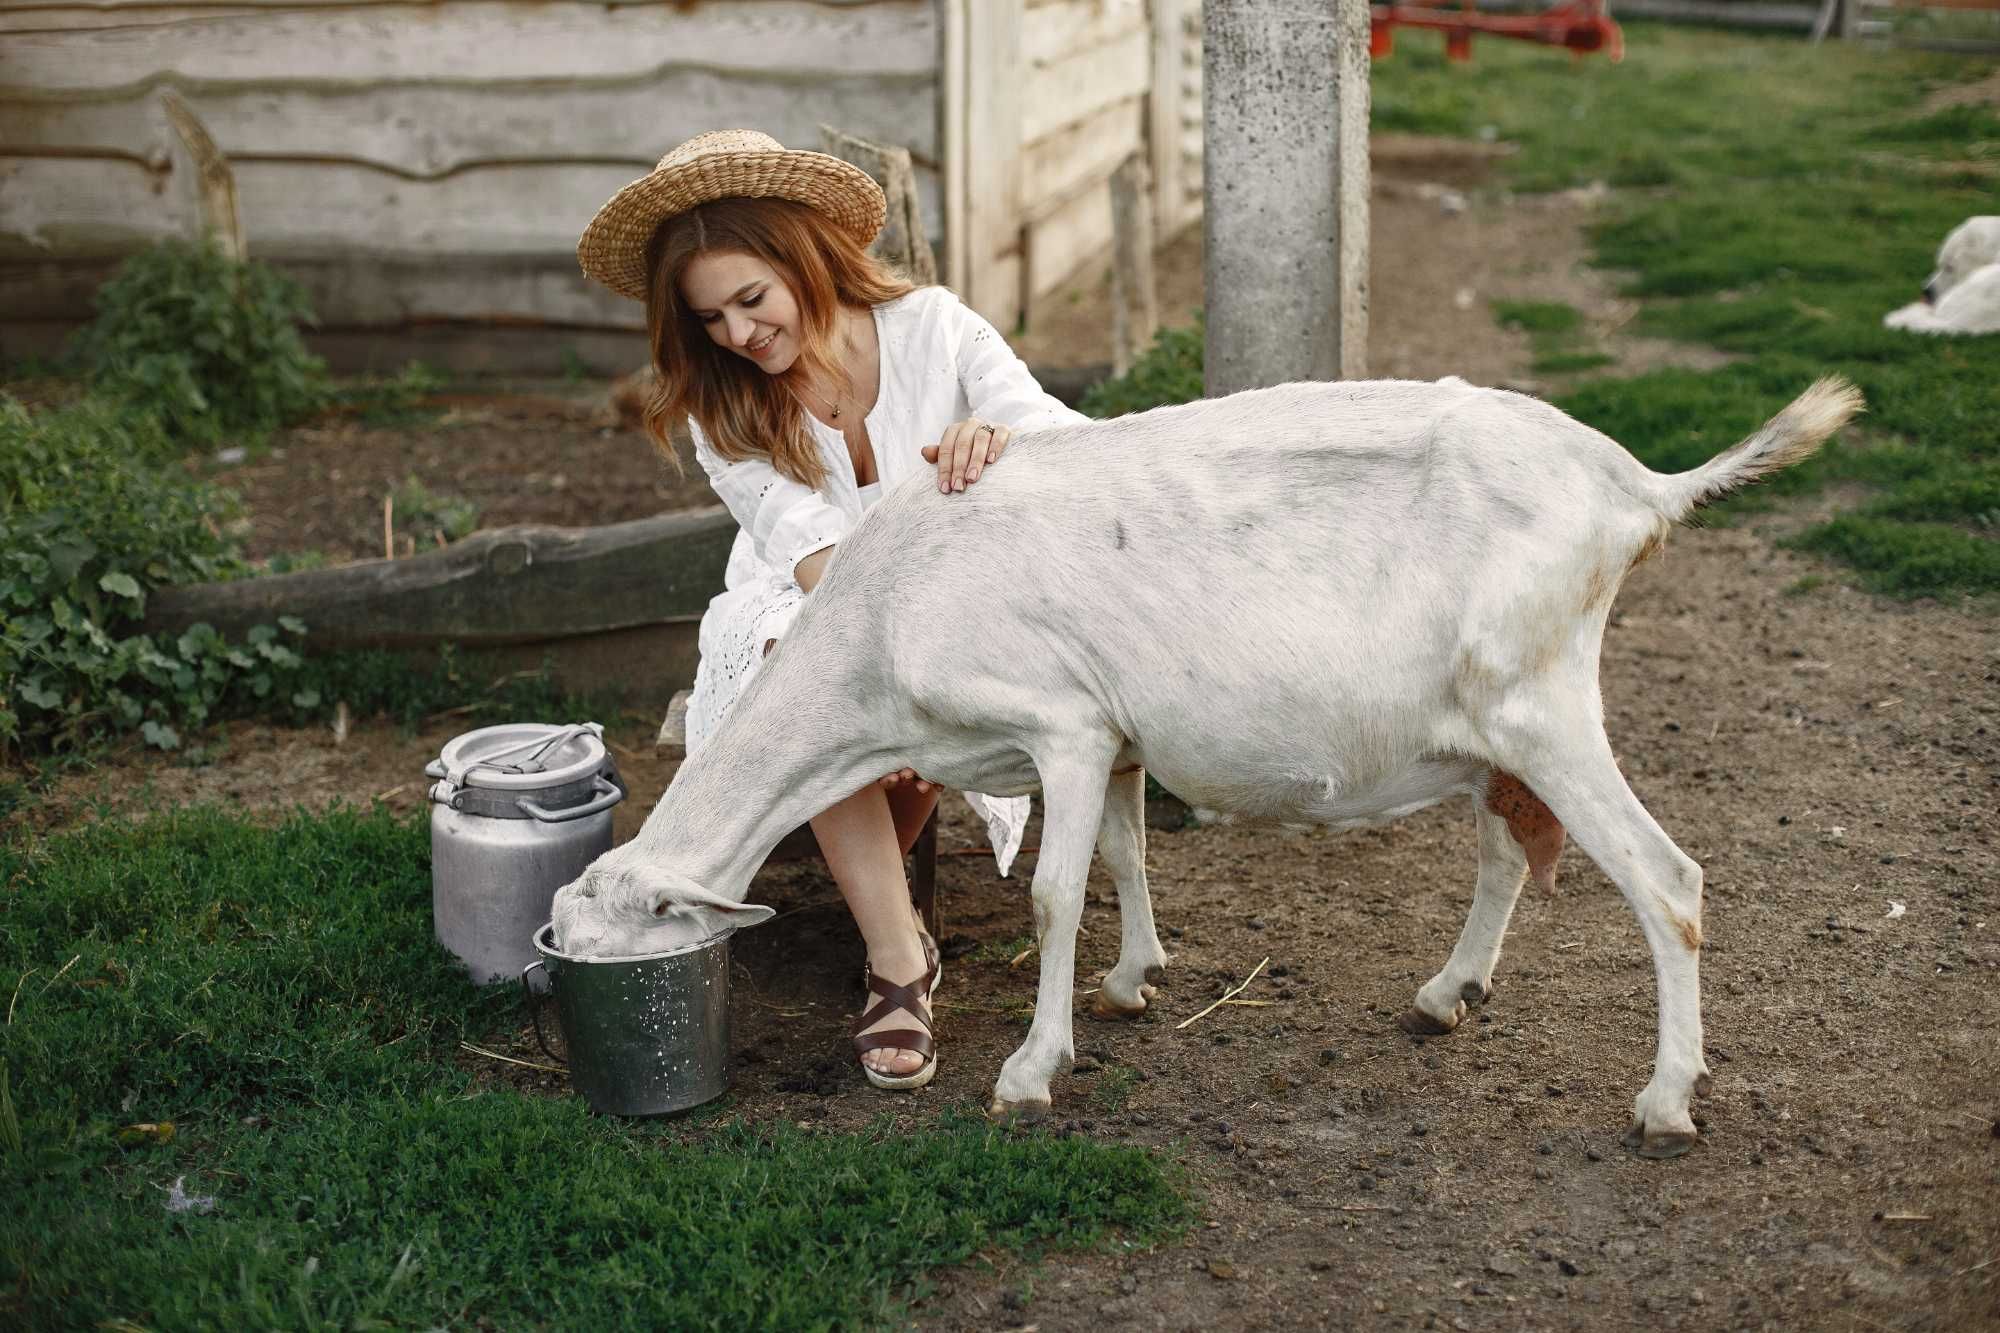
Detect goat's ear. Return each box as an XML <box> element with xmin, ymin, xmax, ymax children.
<box><xmin>646</xmin><ymin>878</ymin><xmax>776</xmax><ymax>937</ymax></box>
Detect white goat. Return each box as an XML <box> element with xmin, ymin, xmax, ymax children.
<box><xmin>1884</xmin><ymin>215</ymin><xmax>2000</xmax><ymax>336</ymax></box>
<box><xmin>553</xmin><ymin>374</ymin><xmax>1862</xmax><ymax>1158</ymax></box>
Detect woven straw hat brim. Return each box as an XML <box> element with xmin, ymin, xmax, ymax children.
<box><xmin>578</xmin><ymin>148</ymin><xmax>886</xmax><ymax>302</ymax></box>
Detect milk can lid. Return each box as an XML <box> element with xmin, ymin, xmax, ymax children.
<box><xmin>433</xmin><ymin>722</ymin><xmax>609</xmax><ymax>793</ymax></box>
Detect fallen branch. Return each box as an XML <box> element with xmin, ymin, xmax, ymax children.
<box><xmin>460</xmin><ymin>1041</ymin><xmax>564</xmax><ymax>1075</ymax></box>
<box><xmin>1177</xmin><ymin>957</ymin><xmax>1270</xmax><ymax>1031</ymax></box>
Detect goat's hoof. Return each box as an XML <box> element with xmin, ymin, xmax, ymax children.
<box><xmin>1458</xmin><ymin>979</ymin><xmax>1493</xmax><ymax>1007</ymax></box>
<box><xmin>1089</xmin><ymin>984</ymin><xmax>1156</xmax><ymax>1022</ymax></box>
<box><xmin>1622</xmin><ymin>1122</ymin><xmax>1699</xmax><ymax>1160</ymax></box>
<box><xmin>986</xmin><ymin>1095</ymin><xmax>1052</xmax><ymax>1125</ymax></box>
<box><xmin>1143</xmin><ymin>964</ymin><xmax>1167</xmax><ymax>985</ymax></box>
<box><xmin>1397</xmin><ymin>1003</ymin><xmax>1462</xmax><ymax>1036</ymax></box>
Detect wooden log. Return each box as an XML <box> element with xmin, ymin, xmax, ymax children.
<box><xmin>140</xmin><ymin>507</ymin><xmax>738</xmax><ymax>649</ymax></box>
<box><xmin>0</xmin><ymin>1</ymin><xmax>936</xmax><ymax>93</ymax></box>
<box><xmin>1109</xmin><ymin>153</ymin><xmax>1157</xmax><ymax>377</ymax></box>
<box><xmin>818</xmin><ymin>124</ymin><xmax>937</xmax><ymax>286</ymax></box>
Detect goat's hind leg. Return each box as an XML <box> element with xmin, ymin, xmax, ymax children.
<box><xmin>1090</xmin><ymin>766</ymin><xmax>1168</xmax><ymax>1020</ymax></box>
<box><xmin>1484</xmin><ymin>702</ymin><xmax>1712</xmax><ymax>1158</ymax></box>
<box><xmin>1400</xmin><ymin>794</ymin><xmax>1532</xmax><ymax>1035</ymax></box>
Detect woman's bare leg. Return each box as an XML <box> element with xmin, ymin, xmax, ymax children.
<box><xmin>812</xmin><ymin>781</ymin><xmax>941</xmax><ymax>1079</ymax></box>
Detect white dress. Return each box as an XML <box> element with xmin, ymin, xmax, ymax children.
<box><xmin>684</xmin><ymin>285</ymin><xmax>1090</xmax><ymax>876</ymax></box>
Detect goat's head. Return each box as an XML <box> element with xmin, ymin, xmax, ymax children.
<box><xmin>1926</xmin><ymin>215</ymin><xmax>2000</xmax><ymax>305</ymax></box>
<box><xmin>550</xmin><ymin>855</ymin><xmax>774</xmax><ymax>958</ymax></box>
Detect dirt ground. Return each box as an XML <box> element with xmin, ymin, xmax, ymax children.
<box><xmin>23</xmin><ymin>140</ymin><xmax>2000</xmax><ymax>1330</ymax></box>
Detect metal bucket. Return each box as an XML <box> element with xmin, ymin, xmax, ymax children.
<box><xmin>521</xmin><ymin>922</ymin><xmax>731</xmax><ymax>1117</ymax></box>
<box><xmin>426</xmin><ymin>722</ymin><xmax>623</xmax><ymax>986</ymax></box>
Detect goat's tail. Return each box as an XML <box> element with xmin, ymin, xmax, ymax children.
<box><xmin>1649</xmin><ymin>376</ymin><xmax>1864</xmax><ymax>523</ymax></box>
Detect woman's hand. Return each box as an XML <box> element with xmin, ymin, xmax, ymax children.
<box><xmin>921</xmin><ymin>418</ymin><xmax>1012</xmax><ymax>493</ymax></box>
<box><xmin>877</xmin><ymin>768</ymin><xmax>937</xmax><ymax>795</ymax></box>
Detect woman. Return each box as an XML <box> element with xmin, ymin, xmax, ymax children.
<box><xmin>576</xmin><ymin>130</ymin><xmax>1086</xmax><ymax>1091</ymax></box>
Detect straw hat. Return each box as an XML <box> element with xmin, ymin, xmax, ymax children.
<box><xmin>577</xmin><ymin>130</ymin><xmax>886</xmax><ymax>302</ymax></box>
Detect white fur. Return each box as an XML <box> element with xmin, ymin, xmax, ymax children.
<box><xmin>1885</xmin><ymin>216</ymin><xmax>2000</xmax><ymax>336</ymax></box>
<box><xmin>552</xmin><ymin>374</ymin><xmax>1860</xmax><ymax>1153</ymax></box>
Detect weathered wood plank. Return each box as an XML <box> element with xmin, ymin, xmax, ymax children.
<box><xmin>140</xmin><ymin>507</ymin><xmax>739</xmax><ymax>649</ymax></box>
<box><xmin>1020</xmin><ymin>93</ymin><xmax>1143</xmax><ymax>217</ymax></box>
<box><xmin>1022</xmin><ymin>0</ymin><xmax>1146</xmax><ymax>66</ymax></box>
<box><xmin>0</xmin><ymin>156</ymin><xmax>943</xmax><ymax>261</ymax></box>
<box><xmin>1020</xmin><ymin>21</ymin><xmax>1150</xmax><ymax>145</ymax></box>
<box><xmin>1</xmin><ymin>73</ymin><xmax>938</xmax><ymax>178</ymax></box>
<box><xmin>0</xmin><ymin>0</ymin><xmax>936</xmax><ymax>93</ymax></box>
<box><xmin>1024</xmin><ymin>176</ymin><xmax>1112</xmax><ymax>321</ymax></box>
<box><xmin>963</xmin><ymin>0</ymin><xmax>1024</xmax><ymax>331</ymax></box>
<box><xmin>0</xmin><ymin>250</ymin><xmax>644</xmax><ymax>328</ymax></box>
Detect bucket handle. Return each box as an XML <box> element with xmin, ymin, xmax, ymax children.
<box><xmin>518</xmin><ymin>774</ymin><xmax>623</xmax><ymax>824</ymax></box>
<box><xmin>519</xmin><ymin>960</ymin><xmax>567</xmax><ymax>1066</ymax></box>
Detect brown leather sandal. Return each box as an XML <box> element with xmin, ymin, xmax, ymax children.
<box><xmin>852</xmin><ymin>929</ymin><xmax>941</xmax><ymax>1091</ymax></box>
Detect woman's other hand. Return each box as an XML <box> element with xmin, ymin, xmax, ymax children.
<box><xmin>877</xmin><ymin>768</ymin><xmax>937</xmax><ymax>794</ymax></box>
<box><xmin>921</xmin><ymin>418</ymin><xmax>1011</xmax><ymax>493</ymax></box>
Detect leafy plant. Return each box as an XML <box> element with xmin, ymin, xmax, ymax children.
<box><xmin>71</xmin><ymin>237</ymin><xmax>330</xmax><ymax>448</ymax></box>
<box><xmin>1079</xmin><ymin>318</ymin><xmax>1206</xmax><ymax>419</ymax></box>
<box><xmin>391</xmin><ymin>474</ymin><xmax>480</xmax><ymax>544</ymax></box>
<box><xmin>341</xmin><ymin>359</ymin><xmax>449</xmax><ymax>426</ymax></box>
<box><xmin>0</xmin><ymin>394</ymin><xmax>311</xmax><ymax>756</ymax></box>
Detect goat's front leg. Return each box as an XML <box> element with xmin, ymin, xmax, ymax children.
<box><xmin>989</xmin><ymin>744</ymin><xmax>1118</xmax><ymax>1119</ymax></box>
<box><xmin>1090</xmin><ymin>766</ymin><xmax>1168</xmax><ymax>1019</ymax></box>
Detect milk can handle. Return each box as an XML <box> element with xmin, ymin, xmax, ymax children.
<box><xmin>517</xmin><ymin>774</ymin><xmax>623</xmax><ymax>824</ymax></box>
<box><xmin>520</xmin><ymin>960</ymin><xmax>567</xmax><ymax>1066</ymax></box>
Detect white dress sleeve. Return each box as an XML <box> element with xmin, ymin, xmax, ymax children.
<box><xmin>691</xmin><ymin>418</ymin><xmax>851</xmax><ymax>584</ymax></box>
<box><xmin>936</xmin><ymin>289</ymin><xmax>1091</xmax><ymax>432</ymax></box>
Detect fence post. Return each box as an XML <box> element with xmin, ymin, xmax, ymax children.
<box><xmin>818</xmin><ymin>125</ymin><xmax>938</xmax><ymax>285</ymax></box>
<box><xmin>1110</xmin><ymin>154</ymin><xmax>1160</xmax><ymax>375</ymax></box>
<box><xmin>1202</xmin><ymin>0</ymin><xmax>1371</xmax><ymax>395</ymax></box>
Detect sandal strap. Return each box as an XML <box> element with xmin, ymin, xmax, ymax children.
<box><xmin>852</xmin><ymin>1027</ymin><xmax>934</xmax><ymax>1059</ymax></box>
<box><xmin>856</xmin><ymin>970</ymin><xmax>935</xmax><ymax>1035</ymax></box>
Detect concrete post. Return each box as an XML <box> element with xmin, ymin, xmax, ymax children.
<box><xmin>1202</xmin><ymin>0</ymin><xmax>1371</xmax><ymax>396</ymax></box>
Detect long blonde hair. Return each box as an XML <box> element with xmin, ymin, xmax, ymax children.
<box><xmin>642</xmin><ymin>196</ymin><xmax>913</xmax><ymax>491</ymax></box>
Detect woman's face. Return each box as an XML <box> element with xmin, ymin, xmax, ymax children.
<box><xmin>678</xmin><ymin>251</ymin><xmax>802</xmax><ymax>375</ymax></box>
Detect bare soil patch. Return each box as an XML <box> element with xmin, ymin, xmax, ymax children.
<box><xmin>25</xmin><ymin>135</ymin><xmax>1999</xmax><ymax>1330</ymax></box>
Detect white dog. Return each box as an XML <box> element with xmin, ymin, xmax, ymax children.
<box><xmin>1884</xmin><ymin>216</ymin><xmax>2000</xmax><ymax>335</ymax></box>
<box><xmin>552</xmin><ymin>375</ymin><xmax>1861</xmax><ymax>1158</ymax></box>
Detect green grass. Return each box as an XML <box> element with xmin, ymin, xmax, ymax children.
<box><xmin>1092</xmin><ymin>29</ymin><xmax>1998</xmax><ymax>599</ymax></box>
<box><xmin>1491</xmin><ymin>300</ymin><xmax>1615</xmax><ymax>377</ymax></box>
<box><xmin>0</xmin><ymin>808</ymin><xmax>1188</xmax><ymax>1329</ymax></box>
<box><xmin>1380</xmin><ymin>27</ymin><xmax>2000</xmax><ymax>597</ymax></box>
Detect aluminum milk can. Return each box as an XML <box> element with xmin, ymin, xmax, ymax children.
<box><xmin>425</xmin><ymin>722</ymin><xmax>625</xmax><ymax>985</ymax></box>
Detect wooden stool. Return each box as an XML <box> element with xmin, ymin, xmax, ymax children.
<box><xmin>656</xmin><ymin>690</ymin><xmax>941</xmax><ymax>938</ymax></box>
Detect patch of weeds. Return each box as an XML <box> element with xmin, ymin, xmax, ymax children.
<box><xmin>1783</xmin><ymin>573</ymin><xmax>1828</xmax><ymax>597</ymax></box>
<box><xmin>1091</xmin><ymin>1063</ymin><xmax>1141</xmax><ymax>1114</ymax></box>
<box><xmin>972</xmin><ymin>934</ymin><xmax>1039</xmax><ymax>966</ymax></box>
<box><xmin>559</xmin><ymin>345</ymin><xmax>590</xmax><ymax>385</ymax></box>
<box><xmin>70</xmin><ymin>237</ymin><xmax>329</xmax><ymax>449</ymax></box>
<box><xmin>260</xmin><ymin>548</ymin><xmax>331</xmax><ymax>576</ymax></box>
<box><xmin>390</xmin><ymin>474</ymin><xmax>480</xmax><ymax>544</ymax></box>
<box><xmin>1080</xmin><ymin>316</ymin><xmax>1205</xmax><ymax>419</ymax></box>
<box><xmin>339</xmin><ymin>360</ymin><xmax>449</xmax><ymax>427</ymax></box>
<box><xmin>0</xmin><ymin>808</ymin><xmax>1190</xmax><ymax>1330</ymax></box>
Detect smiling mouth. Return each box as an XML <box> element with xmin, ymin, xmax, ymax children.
<box><xmin>747</xmin><ymin>330</ymin><xmax>778</xmax><ymax>354</ymax></box>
